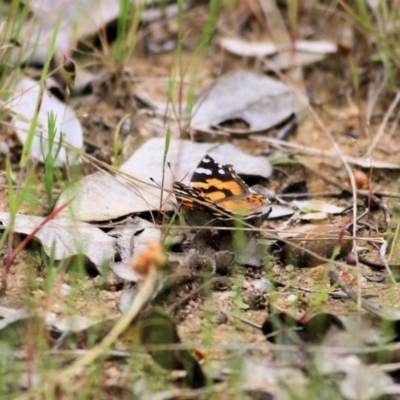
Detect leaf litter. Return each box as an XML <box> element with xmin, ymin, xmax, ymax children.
<box><xmin>56</xmin><ymin>138</ymin><xmax>272</xmax><ymax>221</ymax></box>
<box><xmin>2</xmin><ymin>0</ymin><xmax>400</xmax><ymax>398</ymax></box>
<box><xmin>6</xmin><ymin>77</ymin><xmax>83</xmax><ymax>166</ymax></box>
<box><xmin>0</xmin><ymin>213</ymin><xmax>115</xmax><ymax>272</ymax></box>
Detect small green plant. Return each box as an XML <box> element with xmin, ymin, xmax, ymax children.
<box><xmin>42</xmin><ymin>244</ymin><xmax>57</xmax><ymax>295</ymax></box>
<box><xmin>0</xmin><ymin>0</ymin><xmax>31</xmax><ymax>96</ymax></box>
<box><xmin>41</xmin><ymin>111</ymin><xmax>63</xmax><ymax>212</ymax></box>
<box><xmin>165</xmin><ymin>0</ymin><xmax>221</xmax><ymax>133</ymax></box>
<box><xmin>20</xmin><ymin>11</ymin><xmax>62</xmax><ymax>166</ymax></box>
<box><xmin>112</xmin><ymin>0</ymin><xmax>144</xmax><ymax>65</ymax></box>
<box><xmin>340</xmin><ymin>0</ymin><xmax>400</xmax><ymax>89</ymax></box>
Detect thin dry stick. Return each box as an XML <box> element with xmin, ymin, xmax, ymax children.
<box><xmin>251</xmin><ymin>136</ymin><xmax>400</xmax><ymax>169</ymax></box>
<box><xmin>2</xmin><ymin>199</ymin><xmax>73</xmax><ymax>291</ymax></box>
<box><xmin>307</xmin><ymin>109</ymin><xmax>361</xmax><ymax>308</ymax></box>
<box><xmin>261</xmin><ymin>47</ymin><xmax>361</xmax><ymax>305</ymax></box>
<box><xmin>12</xmin><ymin>247</ymin><xmax>158</xmax><ymax>400</ymax></box>
<box><xmin>169</xmin><ymin>277</ymin><xmax>232</xmax><ymax>313</ymax></box>
<box><xmin>59</xmin><ymin>262</ymin><xmax>158</xmax><ymax>378</ymax></box>
<box><xmin>365</xmin><ymin>91</ymin><xmax>400</xmax><ymax>157</ymax></box>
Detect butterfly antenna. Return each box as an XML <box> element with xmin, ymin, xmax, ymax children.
<box><xmin>149</xmin><ymin>177</ymin><xmax>161</xmax><ymax>188</ymax></box>
<box><xmin>167</xmin><ymin>162</ymin><xmax>175</xmax><ymax>182</ymax></box>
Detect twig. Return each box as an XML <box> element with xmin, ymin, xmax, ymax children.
<box><xmin>277</xmin><ymin>191</ymin><xmax>343</xmax><ymax>199</ymax></box>
<box><xmin>365</xmin><ymin>91</ymin><xmax>400</xmax><ymax>156</ymax></box>
<box><xmin>221</xmin><ymin>310</ymin><xmax>262</xmax><ymax>330</ymax></box>
<box><xmin>169</xmin><ymin>277</ymin><xmax>232</xmax><ymax>314</ymax></box>
<box><xmin>60</xmin><ymin>262</ymin><xmax>158</xmax><ymax>378</ymax></box>
<box><xmin>304</xmin><ymin>164</ymin><xmax>384</xmax><ymax>208</ymax></box>
<box><xmin>359</xmin><ymin>190</ymin><xmax>400</xmax><ymax>199</ymax></box>
<box><xmin>328</xmin><ymin>270</ymin><xmax>400</xmax><ymax>320</ymax></box>
<box><xmin>251</xmin><ymin>136</ymin><xmax>400</xmax><ymax>169</ymax></box>
<box><xmin>2</xmin><ymin>199</ymin><xmax>73</xmax><ymax>292</ymax></box>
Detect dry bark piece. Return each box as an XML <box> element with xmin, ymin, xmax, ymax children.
<box><xmin>281</xmin><ymin>225</ymin><xmax>352</xmax><ymax>268</ymax></box>
<box><xmin>55</xmin><ymin>171</ymin><xmax>142</xmax><ymax>222</ymax></box>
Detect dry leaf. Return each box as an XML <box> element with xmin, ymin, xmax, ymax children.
<box><xmin>0</xmin><ymin>213</ymin><xmax>115</xmax><ymax>272</ymax></box>
<box><xmin>56</xmin><ymin>139</ymin><xmax>272</xmax><ymax>221</ymax></box>
<box><xmin>7</xmin><ymin>77</ymin><xmax>83</xmax><ymax>166</ymax></box>
<box><xmin>189</xmin><ymin>70</ymin><xmax>297</xmax><ymax>134</ymax></box>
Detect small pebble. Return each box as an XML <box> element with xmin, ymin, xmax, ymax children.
<box><xmin>250</xmin><ymin>278</ymin><xmax>271</xmax><ymax>293</ymax></box>
<box><xmin>211</xmin><ymin>313</ymin><xmax>228</xmax><ymax>325</ymax></box>
<box><xmin>121</xmin><ymin>118</ymin><xmax>133</xmax><ymax>135</ymax></box>
<box><xmin>60</xmin><ymin>283</ymin><xmax>72</xmax><ymax>296</ymax></box>
<box><xmin>285</xmin><ymin>264</ymin><xmax>295</xmax><ymax>272</ymax></box>
<box><xmin>286</xmin><ymin>294</ymin><xmax>297</xmax><ymax>303</ymax></box>
<box><xmin>0</xmin><ymin>141</ymin><xmax>9</xmax><ymax>155</ymax></box>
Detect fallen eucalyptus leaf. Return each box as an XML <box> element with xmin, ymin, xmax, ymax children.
<box><xmin>56</xmin><ymin>138</ymin><xmax>272</xmax><ymax>221</ymax></box>
<box><xmin>55</xmin><ymin>171</ymin><xmax>143</xmax><ymax>222</ymax></box>
<box><xmin>266</xmin><ymin>51</ymin><xmax>331</xmax><ymax>70</ymax></box>
<box><xmin>110</xmin><ymin>262</ymin><xmax>143</xmax><ymax>282</ymax></box>
<box><xmin>299</xmin><ymin>211</ymin><xmax>328</xmax><ymax>221</ymax></box>
<box><xmin>0</xmin><ymin>307</ymin><xmax>30</xmax><ymax>331</ymax></box>
<box><xmin>0</xmin><ymin>213</ymin><xmax>115</xmax><ymax>272</ymax></box>
<box><xmin>220</xmin><ymin>37</ymin><xmax>336</xmax><ymax>58</ymax></box>
<box><xmin>189</xmin><ymin>69</ymin><xmax>296</xmax><ymax>134</ymax></box>
<box><xmin>268</xmin><ymin>204</ymin><xmax>296</xmax><ymax>219</ymax></box>
<box><xmin>48</xmin><ymin>314</ymin><xmax>99</xmax><ymax>333</ymax></box>
<box><xmin>292</xmin><ymin>200</ymin><xmax>344</xmax><ymax>214</ymax></box>
<box><xmin>219</xmin><ymin>37</ymin><xmax>277</xmax><ymax>57</ymax></box>
<box><xmin>243</xmin><ymin>355</ymin><xmax>308</xmax><ymax>397</ymax></box>
<box><xmin>130</xmin><ymin>217</ymin><xmax>162</xmax><ymax>259</ymax></box>
<box><xmin>340</xmin><ymin>364</ymin><xmax>400</xmax><ymax>400</ymax></box>
<box><xmin>7</xmin><ymin>78</ymin><xmax>83</xmax><ymax>166</ymax></box>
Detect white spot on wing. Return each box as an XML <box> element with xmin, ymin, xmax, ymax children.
<box><xmin>195</xmin><ymin>167</ymin><xmax>212</xmax><ymax>175</ymax></box>
<box><xmin>218</xmin><ymin>168</ymin><xmax>225</xmax><ymax>175</ymax></box>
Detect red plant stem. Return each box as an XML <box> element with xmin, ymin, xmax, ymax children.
<box><xmin>2</xmin><ymin>199</ymin><xmax>74</xmax><ymax>290</ymax></box>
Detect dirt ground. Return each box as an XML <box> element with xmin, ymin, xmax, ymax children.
<box><xmin>2</xmin><ymin>0</ymin><xmax>400</xmax><ymax>398</ymax></box>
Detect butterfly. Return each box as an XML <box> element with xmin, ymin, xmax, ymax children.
<box><xmin>173</xmin><ymin>155</ymin><xmax>271</xmax><ymax>226</ymax></box>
